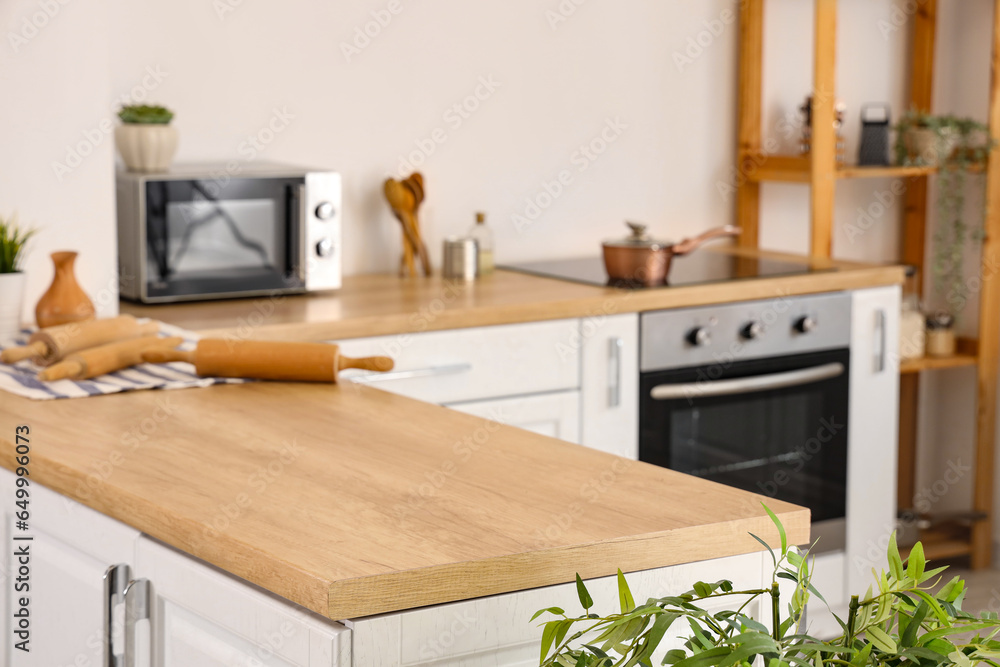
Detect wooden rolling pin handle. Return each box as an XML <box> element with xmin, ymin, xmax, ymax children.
<box><xmin>141</xmin><ymin>348</ymin><xmax>196</xmax><ymax>365</ymax></box>
<box><xmin>38</xmin><ymin>359</ymin><xmax>85</xmax><ymax>382</ymax></box>
<box><xmin>338</xmin><ymin>355</ymin><xmax>395</xmax><ymax>373</ymax></box>
<box><xmin>1</xmin><ymin>341</ymin><xmax>47</xmax><ymax>365</ymax></box>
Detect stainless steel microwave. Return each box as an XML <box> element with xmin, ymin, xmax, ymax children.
<box><xmin>116</xmin><ymin>163</ymin><xmax>341</xmax><ymax>303</ymax></box>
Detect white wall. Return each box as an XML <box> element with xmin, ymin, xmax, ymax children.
<box><xmin>0</xmin><ymin>0</ymin><xmax>117</xmax><ymax>320</ymax></box>
<box><xmin>5</xmin><ymin>1</ymin><xmax>1000</xmax><ymax>540</ymax></box>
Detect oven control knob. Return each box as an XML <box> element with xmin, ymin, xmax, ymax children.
<box><xmin>315</xmin><ymin>238</ymin><xmax>334</xmax><ymax>258</ymax></box>
<box><xmin>315</xmin><ymin>202</ymin><xmax>336</xmax><ymax>221</ymax></box>
<box><xmin>741</xmin><ymin>321</ymin><xmax>763</xmax><ymax>340</ymax></box>
<box><xmin>794</xmin><ymin>316</ymin><xmax>818</xmax><ymax>334</ymax></box>
<box><xmin>686</xmin><ymin>327</ymin><xmax>711</xmax><ymax>347</ymax></box>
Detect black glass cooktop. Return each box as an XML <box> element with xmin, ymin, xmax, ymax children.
<box><xmin>501</xmin><ymin>250</ymin><xmax>834</xmax><ymax>289</ymax></box>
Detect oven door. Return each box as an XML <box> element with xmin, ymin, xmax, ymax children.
<box><xmin>640</xmin><ymin>348</ymin><xmax>849</xmax><ymax>548</ymax></box>
<box><xmin>142</xmin><ymin>176</ymin><xmax>305</xmax><ymax>301</ymax></box>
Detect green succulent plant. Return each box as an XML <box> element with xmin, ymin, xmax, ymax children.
<box><xmin>0</xmin><ymin>213</ymin><xmax>36</xmax><ymax>274</ymax></box>
<box><xmin>118</xmin><ymin>104</ymin><xmax>174</xmax><ymax>125</ymax></box>
<box><xmin>536</xmin><ymin>505</ymin><xmax>1000</xmax><ymax>667</ymax></box>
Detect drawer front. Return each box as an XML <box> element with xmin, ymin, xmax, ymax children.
<box><xmin>445</xmin><ymin>390</ymin><xmax>581</xmax><ymax>444</ymax></box>
<box><xmin>336</xmin><ymin>320</ymin><xmax>581</xmax><ymax>405</ymax></box>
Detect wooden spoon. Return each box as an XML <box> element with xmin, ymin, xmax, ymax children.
<box><xmin>383</xmin><ymin>179</ymin><xmax>431</xmax><ymax>277</ymax></box>
<box><xmin>399</xmin><ymin>175</ymin><xmax>431</xmax><ymax>276</ymax></box>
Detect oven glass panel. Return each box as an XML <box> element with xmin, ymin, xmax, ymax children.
<box><xmin>640</xmin><ymin>349</ymin><xmax>849</xmax><ymax>524</ymax></box>
<box><xmin>144</xmin><ymin>177</ymin><xmax>304</xmax><ymax>299</ymax></box>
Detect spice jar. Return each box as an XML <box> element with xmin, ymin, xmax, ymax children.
<box><xmin>925</xmin><ymin>312</ymin><xmax>956</xmax><ymax>357</ymax></box>
<box><xmin>899</xmin><ymin>266</ymin><xmax>925</xmax><ymax>360</ymax></box>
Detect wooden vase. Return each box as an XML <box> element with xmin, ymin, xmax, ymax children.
<box><xmin>35</xmin><ymin>251</ymin><xmax>96</xmax><ymax>329</ymax></box>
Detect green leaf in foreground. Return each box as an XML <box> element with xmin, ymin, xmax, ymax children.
<box><xmin>576</xmin><ymin>573</ymin><xmax>593</xmax><ymax>611</ymax></box>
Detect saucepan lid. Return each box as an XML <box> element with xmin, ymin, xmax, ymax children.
<box><xmin>602</xmin><ymin>222</ymin><xmax>672</xmax><ymax>250</ymax></box>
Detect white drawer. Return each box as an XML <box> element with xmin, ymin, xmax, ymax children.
<box><xmin>336</xmin><ymin>320</ymin><xmax>581</xmax><ymax>405</ymax></box>
<box><xmin>445</xmin><ymin>390</ymin><xmax>581</xmax><ymax>444</ymax></box>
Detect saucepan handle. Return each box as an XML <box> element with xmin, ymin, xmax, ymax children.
<box><xmin>671</xmin><ymin>225</ymin><xmax>742</xmax><ymax>256</ymax></box>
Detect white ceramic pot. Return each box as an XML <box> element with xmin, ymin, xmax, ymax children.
<box><xmin>904</xmin><ymin>127</ymin><xmax>958</xmax><ymax>165</ymax></box>
<box><xmin>115</xmin><ymin>123</ymin><xmax>179</xmax><ymax>172</ymax></box>
<box><xmin>0</xmin><ymin>271</ymin><xmax>26</xmax><ymax>344</ymax></box>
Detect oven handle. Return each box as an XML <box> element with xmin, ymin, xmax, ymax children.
<box><xmin>649</xmin><ymin>362</ymin><xmax>845</xmax><ymax>400</ymax></box>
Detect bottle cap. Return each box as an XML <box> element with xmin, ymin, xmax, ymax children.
<box><xmin>476</xmin><ymin>212</ymin><xmax>486</xmax><ymax>224</ymax></box>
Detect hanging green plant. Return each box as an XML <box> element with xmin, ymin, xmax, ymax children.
<box><xmin>894</xmin><ymin>110</ymin><xmax>995</xmax><ymax>314</ymax></box>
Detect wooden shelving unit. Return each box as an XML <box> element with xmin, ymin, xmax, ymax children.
<box><xmin>736</xmin><ymin>0</ymin><xmax>1000</xmax><ymax>567</ymax></box>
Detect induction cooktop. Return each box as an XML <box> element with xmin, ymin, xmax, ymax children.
<box><xmin>501</xmin><ymin>249</ymin><xmax>834</xmax><ymax>289</ymax></box>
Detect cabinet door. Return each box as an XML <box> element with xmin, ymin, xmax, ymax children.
<box><xmin>133</xmin><ymin>536</ymin><xmax>350</xmax><ymax>667</ymax></box>
<box><xmin>846</xmin><ymin>286</ymin><xmax>900</xmax><ymax>594</ymax></box>
<box><xmin>350</xmin><ymin>552</ymin><xmax>766</xmax><ymax>667</ymax></box>
<box><xmin>580</xmin><ymin>313</ymin><xmax>639</xmax><ymax>459</ymax></box>
<box><xmin>444</xmin><ymin>390</ymin><xmax>581</xmax><ymax>444</ymax></box>
<box><xmin>0</xmin><ymin>468</ymin><xmax>139</xmax><ymax>667</ymax></box>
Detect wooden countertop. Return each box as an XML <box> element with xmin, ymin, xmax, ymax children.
<box><xmin>0</xmin><ymin>382</ymin><xmax>809</xmax><ymax>620</ymax></box>
<box><xmin>121</xmin><ymin>248</ymin><xmax>905</xmax><ymax>340</ymax></box>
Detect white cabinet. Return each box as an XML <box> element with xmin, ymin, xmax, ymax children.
<box><xmin>336</xmin><ymin>320</ymin><xmax>580</xmax><ymax>405</ymax></box>
<box><xmin>0</xmin><ymin>474</ymin><xmax>349</xmax><ymax>667</ymax></box>
<box><xmin>580</xmin><ymin>313</ymin><xmax>639</xmax><ymax>459</ymax></box>
<box><xmin>846</xmin><ymin>286</ymin><xmax>899</xmax><ymax>592</ymax></box>
<box><xmin>350</xmin><ymin>552</ymin><xmax>768</xmax><ymax>667</ymax></box>
<box><xmin>0</xmin><ymin>466</ymin><xmax>139</xmax><ymax>667</ymax></box>
<box><xmin>445</xmin><ymin>391</ymin><xmax>581</xmax><ymax>443</ymax></box>
<box><xmin>129</xmin><ymin>536</ymin><xmax>351</xmax><ymax>667</ymax></box>
<box><xmin>338</xmin><ymin>316</ymin><xmax>642</xmax><ymax>455</ymax></box>
<box><xmin>806</xmin><ymin>286</ymin><xmax>901</xmax><ymax>635</ymax></box>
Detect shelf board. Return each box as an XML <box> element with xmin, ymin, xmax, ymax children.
<box><xmin>746</xmin><ymin>154</ymin><xmax>985</xmax><ymax>183</ymax></box>
<box><xmin>903</xmin><ymin>538</ymin><xmax>973</xmax><ymax>561</ymax></box>
<box><xmin>900</xmin><ymin>353</ymin><xmax>979</xmax><ymax>374</ymax></box>
<box><xmin>899</xmin><ymin>337</ymin><xmax>979</xmax><ymax>374</ymax></box>
<box><xmin>837</xmin><ymin>164</ymin><xmax>937</xmax><ymax>179</ymax></box>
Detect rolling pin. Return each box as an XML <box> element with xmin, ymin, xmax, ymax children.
<box><xmin>38</xmin><ymin>336</ymin><xmax>183</xmax><ymax>382</ymax></box>
<box><xmin>141</xmin><ymin>339</ymin><xmax>394</xmax><ymax>383</ymax></box>
<box><xmin>1</xmin><ymin>316</ymin><xmax>159</xmax><ymax>366</ymax></box>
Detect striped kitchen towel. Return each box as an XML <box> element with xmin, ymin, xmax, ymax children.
<box><xmin>0</xmin><ymin>321</ymin><xmax>247</xmax><ymax>400</ymax></box>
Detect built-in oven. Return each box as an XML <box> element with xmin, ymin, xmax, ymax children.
<box><xmin>639</xmin><ymin>292</ymin><xmax>852</xmax><ymax>551</ymax></box>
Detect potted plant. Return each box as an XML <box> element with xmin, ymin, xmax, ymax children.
<box><xmin>536</xmin><ymin>506</ymin><xmax>1000</xmax><ymax>666</ymax></box>
<box><xmin>0</xmin><ymin>214</ymin><xmax>36</xmax><ymax>343</ymax></box>
<box><xmin>114</xmin><ymin>104</ymin><xmax>178</xmax><ymax>173</ymax></box>
<box><xmin>894</xmin><ymin>111</ymin><xmax>995</xmax><ymax>316</ymax></box>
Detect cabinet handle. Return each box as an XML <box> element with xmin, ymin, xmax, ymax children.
<box><xmin>104</xmin><ymin>564</ymin><xmax>131</xmax><ymax>667</ymax></box>
<box><xmin>345</xmin><ymin>363</ymin><xmax>472</xmax><ymax>383</ymax></box>
<box><xmin>124</xmin><ymin>578</ymin><xmax>154</xmax><ymax>667</ymax></box>
<box><xmin>874</xmin><ymin>309</ymin><xmax>887</xmax><ymax>374</ymax></box>
<box><xmin>608</xmin><ymin>337</ymin><xmax>624</xmax><ymax>407</ymax></box>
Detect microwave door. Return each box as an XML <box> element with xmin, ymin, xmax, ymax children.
<box><xmin>143</xmin><ymin>176</ymin><xmax>305</xmax><ymax>301</ymax></box>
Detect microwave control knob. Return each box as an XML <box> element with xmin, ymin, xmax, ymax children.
<box><xmin>794</xmin><ymin>316</ymin><xmax>818</xmax><ymax>334</ymax></box>
<box><xmin>686</xmin><ymin>327</ymin><xmax>711</xmax><ymax>347</ymax></box>
<box><xmin>740</xmin><ymin>320</ymin><xmax>763</xmax><ymax>340</ymax></box>
<box><xmin>315</xmin><ymin>238</ymin><xmax>334</xmax><ymax>258</ymax></box>
<box><xmin>315</xmin><ymin>202</ymin><xmax>336</xmax><ymax>220</ymax></box>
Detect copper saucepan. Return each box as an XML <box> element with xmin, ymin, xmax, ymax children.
<box><xmin>602</xmin><ymin>222</ymin><xmax>742</xmax><ymax>286</ymax></box>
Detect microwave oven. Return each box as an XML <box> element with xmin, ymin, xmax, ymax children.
<box><xmin>116</xmin><ymin>163</ymin><xmax>341</xmax><ymax>303</ymax></box>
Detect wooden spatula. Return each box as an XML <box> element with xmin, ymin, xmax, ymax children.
<box><xmin>141</xmin><ymin>339</ymin><xmax>394</xmax><ymax>383</ymax></box>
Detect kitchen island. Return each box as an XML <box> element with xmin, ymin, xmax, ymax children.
<box><xmin>0</xmin><ymin>380</ymin><xmax>807</xmax><ymax>666</ymax></box>
<box><xmin>0</xmin><ymin>248</ymin><xmax>899</xmax><ymax>665</ymax></box>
